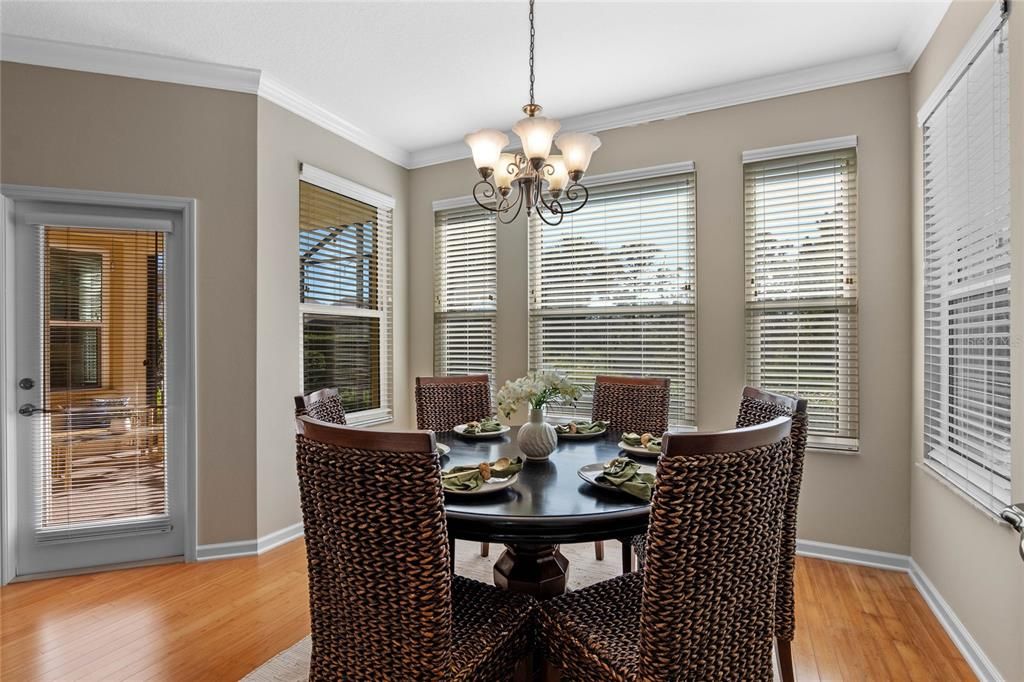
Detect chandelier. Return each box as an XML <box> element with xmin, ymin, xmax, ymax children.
<box><xmin>463</xmin><ymin>0</ymin><xmax>601</xmax><ymax>225</ymax></box>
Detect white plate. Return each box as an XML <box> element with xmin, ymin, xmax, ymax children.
<box><xmin>435</xmin><ymin>443</ymin><xmax>451</xmax><ymax>455</ymax></box>
<box><xmin>453</xmin><ymin>424</ymin><xmax>511</xmax><ymax>439</ymax></box>
<box><xmin>578</xmin><ymin>462</ymin><xmax>657</xmax><ymax>495</ymax></box>
<box><xmin>617</xmin><ymin>441</ymin><xmax>661</xmax><ymax>458</ymax></box>
<box><xmin>443</xmin><ymin>472</ymin><xmax>519</xmax><ymax>496</ymax></box>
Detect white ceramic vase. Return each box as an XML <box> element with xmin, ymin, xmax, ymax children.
<box><xmin>517</xmin><ymin>406</ymin><xmax>558</xmax><ymax>461</ymax></box>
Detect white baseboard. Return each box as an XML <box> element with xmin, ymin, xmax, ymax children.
<box><xmin>908</xmin><ymin>559</ymin><xmax>1004</xmax><ymax>682</ymax></box>
<box><xmin>196</xmin><ymin>522</ymin><xmax>303</xmax><ymax>562</ymax></box>
<box><xmin>796</xmin><ymin>539</ymin><xmax>911</xmax><ymax>571</ymax></box>
<box><xmin>796</xmin><ymin>538</ymin><xmax>1002</xmax><ymax>682</ymax></box>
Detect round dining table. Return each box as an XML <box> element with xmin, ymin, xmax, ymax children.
<box><xmin>438</xmin><ymin>426</ymin><xmax>651</xmax><ymax>599</ymax></box>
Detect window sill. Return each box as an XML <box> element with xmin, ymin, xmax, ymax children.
<box><xmin>346</xmin><ymin>408</ymin><xmax>394</xmax><ymax>428</ymax></box>
<box><xmin>807</xmin><ymin>437</ymin><xmax>859</xmax><ymax>455</ymax></box>
<box><xmin>917</xmin><ymin>460</ymin><xmax>1008</xmax><ymax>524</ymax></box>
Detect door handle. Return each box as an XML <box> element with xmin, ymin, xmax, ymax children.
<box><xmin>18</xmin><ymin>403</ymin><xmax>54</xmax><ymax>417</ymax></box>
<box><xmin>1000</xmin><ymin>503</ymin><xmax>1024</xmax><ymax>562</ymax></box>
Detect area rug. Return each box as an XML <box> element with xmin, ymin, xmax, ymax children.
<box><xmin>241</xmin><ymin>540</ymin><xmax>621</xmax><ymax>681</ymax></box>
<box><xmin>242</xmin><ymin>541</ymin><xmax>780</xmax><ymax>681</ymax></box>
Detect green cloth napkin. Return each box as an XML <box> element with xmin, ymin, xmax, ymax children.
<box><xmin>597</xmin><ymin>457</ymin><xmax>656</xmax><ymax>501</ymax></box>
<box><xmin>462</xmin><ymin>416</ymin><xmax>503</xmax><ymax>435</ymax></box>
<box><xmin>442</xmin><ymin>456</ymin><xmax>523</xmax><ymax>492</ymax></box>
<box><xmin>621</xmin><ymin>432</ymin><xmax>662</xmax><ymax>453</ymax></box>
<box><xmin>555</xmin><ymin>420</ymin><xmax>608</xmax><ymax>435</ymax></box>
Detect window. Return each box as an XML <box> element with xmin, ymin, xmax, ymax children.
<box><xmin>528</xmin><ymin>165</ymin><xmax>697</xmax><ymax>427</ymax></box>
<box><xmin>48</xmin><ymin>247</ymin><xmax>105</xmax><ymax>390</ymax></box>
<box><xmin>299</xmin><ymin>165</ymin><xmax>394</xmax><ymax>424</ymax></box>
<box><xmin>921</xmin><ymin>13</ymin><xmax>1010</xmax><ymax>511</ymax></box>
<box><xmin>433</xmin><ymin>202</ymin><xmax>497</xmax><ymax>381</ymax></box>
<box><xmin>744</xmin><ymin>143</ymin><xmax>859</xmax><ymax>449</ymax></box>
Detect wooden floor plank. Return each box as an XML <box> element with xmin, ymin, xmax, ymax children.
<box><xmin>0</xmin><ymin>540</ymin><xmax>974</xmax><ymax>681</ymax></box>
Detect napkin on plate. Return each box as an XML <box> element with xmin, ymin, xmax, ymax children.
<box><xmin>597</xmin><ymin>457</ymin><xmax>655</xmax><ymax>501</ymax></box>
<box><xmin>461</xmin><ymin>416</ymin><xmax>503</xmax><ymax>435</ymax></box>
<box><xmin>442</xmin><ymin>456</ymin><xmax>523</xmax><ymax>492</ymax></box>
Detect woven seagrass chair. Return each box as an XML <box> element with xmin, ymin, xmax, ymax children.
<box><xmin>415</xmin><ymin>374</ymin><xmax>495</xmax><ymax>557</ymax></box>
<box><xmin>539</xmin><ymin>416</ymin><xmax>794</xmax><ymax>681</ymax></box>
<box><xmin>592</xmin><ymin>375</ymin><xmax>670</xmax><ymax>565</ymax></box>
<box><xmin>629</xmin><ymin>385</ymin><xmax>809</xmax><ymax>681</ymax></box>
<box><xmin>295</xmin><ymin>416</ymin><xmax>536</xmax><ymax>681</ymax></box>
<box><xmin>294</xmin><ymin>387</ymin><xmax>347</xmax><ymax>424</ymax></box>
<box><xmin>735</xmin><ymin>386</ymin><xmax>808</xmax><ymax>682</ymax></box>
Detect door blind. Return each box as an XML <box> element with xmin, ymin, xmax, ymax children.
<box><xmin>300</xmin><ymin>180</ymin><xmax>393</xmax><ymax>424</ymax></box>
<box><xmin>433</xmin><ymin>204</ymin><xmax>497</xmax><ymax>382</ymax></box>
<box><xmin>922</xmin><ymin>18</ymin><xmax>1010</xmax><ymax>510</ymax></box>
<box><xmin>37</xmin><ymin>226</ymin><xmax>169</xmax><ymax>541</ymax></box>
<box><xmin>528</xmin><ymin>171</ymin><xmax>697</xmax><ymax>427</ymax></box>
<box><xmin>744</xmin><ymin>148</ymin><xmax>859</xmax><ymax>448</ymax></box>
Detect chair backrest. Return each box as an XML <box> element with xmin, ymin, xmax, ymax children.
<box><xmin>294</xmin><ymin>417</ymin><xmax>450</xmax><ymax>680</ymax></box>
<box><xmin>736</xmin><ymin>385</ymin><xmax>808</xmax><ymax>643</ymax></box>
<box><xmin>591</xmin><ymin>375</ymin><xmax>670</xmax><ymax>434</ymax></box>
<box><xmin>294</xmin><ymin>387</ymin><xmax>348</xmax><ymax>425</ymax></box>
<box><xmin>414</xmin><ymin>375</ymin><xmax>492</xmax><ymax>432</ymax></box>
<box><xmin>638</xmin><ymin>416</ymin><xmax>793</xmax><ymax>680</ymax></box>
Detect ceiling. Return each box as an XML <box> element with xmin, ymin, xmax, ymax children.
<box><xmin>0</xmin><ymin>1</ymin><xmax>950</xmax><ymax>167</ymax></box>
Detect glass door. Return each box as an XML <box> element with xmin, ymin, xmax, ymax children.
<box><xmin>14</xmin><ymin>218</ymin><xmax>185</xmax><ymax>576</ymax></box>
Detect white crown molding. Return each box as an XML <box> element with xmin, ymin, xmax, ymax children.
<box><xmin>258</xmin><ymin>74</ymin><xmax>410</xmax><ymax>167</ymax></box>
<box><xmin>0</xmin><ymin>34</ymin><xmax>411</xmax><ymax>168</ymax></box>
<box><xmin>0</xmin><ymin>34</ymin><xmax>261</xmax><ymax>93</ymax></box>
<box><xmin>897</xmin><ymin>0</ymin><xmax>953</xmax><ymax>71</ymax></box>
<box><xmin>407</xmin><ymin>50</ymin><xmax>910</xmax><ymax>169</ymax></box>
<box><xmin>742</xmin><ymin>135</ymin><xmax>858</xmax><ymax>163</ymax></box>
<box><xmin>917</xmin><ymin>0</ymin><xmax>1008</xmax><ymax>126</ymax></box>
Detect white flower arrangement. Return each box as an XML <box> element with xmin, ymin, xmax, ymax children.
<box><xmin>496</xmin><ymin>371</ymin><xmax>584</xmax><ymax>420</ymax></box>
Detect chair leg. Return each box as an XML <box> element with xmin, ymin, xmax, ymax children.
<box><xmin>777</xmin><ymin>638</ymin><xmax>795</xmax><ymax>682</ymax></box>
<box><xmin>594</xmin><ymin>540</ymin><xmax>604</xmax><ymax>560</ymax></box>
<box><xmin>620</xmin><ymin>539</ymin><xmax>632</xmax><ymax>573</ymax></box>
<box><xmin>480</xmin><ymin>542</ymin><xmax>489</xmax><ymax>557</ymax></box>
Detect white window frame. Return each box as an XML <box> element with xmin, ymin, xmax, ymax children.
<box><xmin>742</xmin><ymin>136</ymin><xmax>860</xmax><ymax>452</ymax></box>
<box><xmin>298</xmin><ymin>164</ymin><xmax>395</xmax><ymax>427</ymax></box>
<box><xmin>917</xmin><ymin>0</ymin><xmax>1011</xmax><ymax>513</ymax></box>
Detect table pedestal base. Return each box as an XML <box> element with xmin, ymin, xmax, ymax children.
<box><xmin>493</xmin><ymin>543</ymin><xmax>568</xmax><ymax>600</ymax></box>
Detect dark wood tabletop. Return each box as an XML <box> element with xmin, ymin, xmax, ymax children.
<box><xmin>438</xmin><ymin>426</ymin><xmax>651</xmax><ymax>544</ymax></box>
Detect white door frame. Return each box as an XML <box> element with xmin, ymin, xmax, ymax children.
<box><xmin>0</xmin><ymin>184</ymin><xmax>198</xmax><ymax>585</ymax></box>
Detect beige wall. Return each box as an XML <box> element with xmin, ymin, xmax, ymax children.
<box><xmin>910</xmin><ymin>2</ymin><xmax>1024</xmax><ymax>679</ymax></box>
<box><xmin>410</xmin><ymin>75</ymin><xmax>914</xmax><ymax>553</ymax></box>
<box><xmin>0</xmin><ymin>62</ymin><xmax>260</xmax><ymax>546</ymax></box>
<box><xmin>255</xmin><ymin>98</ymin><xmax>409</xmax><ymax>537</ymax></box>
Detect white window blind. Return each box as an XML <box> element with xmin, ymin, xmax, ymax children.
<box><xmin>299</xmin><ymin>176</ymin><xmax>393</xmax><ymax>426</ymax></box>
<box><xmin>528</xmin><ymin>169</ymin><xmax>697</xmax><ymax>427</ymax></box>
<box><xmin>744</xmin><ymin>147</ymin><xmax>859</xmax><ymax>448</ymax></box>
<box><xmin>922</xmin><ymin>16</ymin><xmax>1010</xmax><ymax>511</ymax></box>
<box><xmin>37</xmin><ymin>227</ymin><xmax>170</xmax><ymax>541</ymax></box>
<box><xmin>433</xmin><ymin>203</ymin><xmax>497</xmax><ymax>381</ymax></box>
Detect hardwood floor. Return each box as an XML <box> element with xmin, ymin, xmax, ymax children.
<box><xmin>1</xmin><ymin>539</ymin><xmax>973</xmax><ymax>681</ymax></box>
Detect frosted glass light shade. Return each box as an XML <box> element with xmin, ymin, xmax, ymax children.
<box><xmin>513</xmin><ymin>116</ymin><xmax>561</xmax><ymax>161</ymax></box>
<box><xmin>493</xmin><ymin>153</ymin><xmax>520</xmax><ymax>189</ymax></box>
<box><xmin>464</xmin><ymin>129</ymin><xmax>509</xmax><ymax>171</ymax></box>
<box><xmin>545</xmin><ymin>156</ymin><xmax>569</xmax><ymax>192</ymax></box>
<box><xmin>556</xmin><ymin>132</ymin><xmax>602</xmax><ymax>174</ymax></box>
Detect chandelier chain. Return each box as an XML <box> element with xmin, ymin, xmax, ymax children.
<box><xmin>528</xmin><ymin>0</ymin><xmax>535</xmax><ymax>106</ymax></box>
